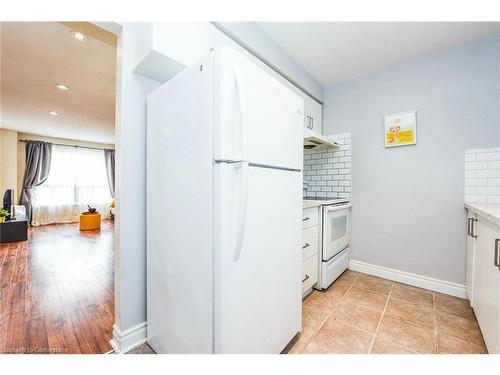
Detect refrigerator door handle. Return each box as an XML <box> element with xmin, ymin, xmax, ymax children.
<box><xmin>233</xmin><ymin>161</ymin><xmax>249</xmax><ymax>262</ymax></box>
<box><xmin>234</xmin><ymin>66</ymin><xmax>248</xmax><ymax>162</ymax></box>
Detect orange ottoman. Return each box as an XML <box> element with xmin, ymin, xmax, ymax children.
<box><xmin>79</xmin><ymin>213</ymin><xmax>101</xmax><ymax>230</ymax></box>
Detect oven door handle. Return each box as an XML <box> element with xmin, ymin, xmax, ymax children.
<box><xmin>327</xmin><ymin>206</ymin><xmax>348</xmax><ymax>213</ymax></box>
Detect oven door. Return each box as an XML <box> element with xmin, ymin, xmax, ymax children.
<box><xmin>322</xmin><ymin>206</ymin><xmax>349</xmax><ymax>261</ymax></box>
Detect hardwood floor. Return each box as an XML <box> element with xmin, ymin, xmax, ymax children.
<box><xmin>0</xmin><ymin>220</ymin><xmax>114</xmax><ymax>354</ymax></box>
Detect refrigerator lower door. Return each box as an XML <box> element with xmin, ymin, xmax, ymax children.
<box><xmin>214</xmin><ymin>163</ymin><xmax>302</xmax><ymax>353</ymax></box>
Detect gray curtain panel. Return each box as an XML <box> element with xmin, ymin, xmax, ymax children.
<box><xmin>104</xmin><ymin>149</ymin><xmax>115</xmax><ymax>198</ymax></box>
<box><xmin>19</xmin><ymin>140</ymin><xmax>52</xmax><ymax>224</ymax></box>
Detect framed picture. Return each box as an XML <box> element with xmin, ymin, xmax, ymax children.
<box><xmin>384</xmin><ymin>111</ymin><xmax>417</xmax><ymax>148</ymax></box>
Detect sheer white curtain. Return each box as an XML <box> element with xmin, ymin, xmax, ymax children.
<box><xmin>31</xmin><ymin>145</ymin><xmax>112</xmax><ymax>226</ymax></box>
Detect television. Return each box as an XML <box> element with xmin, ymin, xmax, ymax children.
<box><xmin>3</xmin><ymin>189</ymin><xmax>14</xmax><ymax>220</ymax></box>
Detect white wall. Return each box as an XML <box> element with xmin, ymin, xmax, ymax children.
<box><xmin>0</xmin><ymin>129</ymin><xmax>18</xmax><ymax>199</ymax></box>
<box><xmin>323</xmin><ymin>35</ymin><xmax>500</xmax><ymax>285</ymax></box>
<box><xmin>113</xmin><ymin>23</ymin><xmax>161</xmax><ymax>344</ymax></box>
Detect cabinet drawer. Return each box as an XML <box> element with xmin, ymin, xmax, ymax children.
<box><xmin>302</xmin><ymin>255</ymin><xmax>318</xmax><ymax>294</ymax></box>
<box><xmin>302</xmin><ymin>207</ymin><xmax>319</xmax><ymax>229</ymax></box>
<box><xmin>302</xmin><ymin>225</ymin><xmax>319</xmax><ymax>261</ymax></box>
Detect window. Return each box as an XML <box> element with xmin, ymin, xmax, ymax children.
<box><xmin>32</xmin><ymin>145</ymin><xmax>112</xmax><ymax>206</ymax></box>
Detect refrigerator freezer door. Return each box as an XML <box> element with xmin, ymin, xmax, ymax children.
<box><xmin>214</xmin><ymin>46</ymin><xmax>304</xmax><ymax>170</ymax></box>
<box><xmin>214</xmin><ymin>163</ymin><xmax>302</xmax><ymax>353</ymax></box>
<box><xmin>147</xmin><ymin>54</ymin><xmax>214</xmax><ymax>353</ymax></box>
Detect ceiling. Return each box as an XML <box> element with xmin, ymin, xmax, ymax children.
<box><xmin>258</xmin><ymin>22</ymin><xmax>500</xmax><ymax>86</ymax></box>
<box><xmin>1</xmin><ymin>22</ymin><xmax>117</xmax><ymax>144</ymax></box>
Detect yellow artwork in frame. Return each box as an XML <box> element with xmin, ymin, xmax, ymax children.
<box><xmin>384</xmin><ymin>111</ymin><xmax>417</xmax><ymax>148</ymax></box>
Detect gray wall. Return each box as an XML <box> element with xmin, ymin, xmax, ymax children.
<box><xmin>323</xmin><ymin>34</ymin><xmax>500</xmax><ymax>284</ymax></box>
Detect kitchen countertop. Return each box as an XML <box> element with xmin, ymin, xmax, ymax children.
<box><xmin>303</xmin><ymin>200</ymin><xmax>322</xmax><ymax>209</ymax></box>
<box><xmin>465</xmin><ymin>202</ymin><xmax>500</xmax><ymax>227</ymax></box>
<box><xmin>303</xmin><ymin>198</ymin><xmax>351</xmax><ymax>209</ymax></box>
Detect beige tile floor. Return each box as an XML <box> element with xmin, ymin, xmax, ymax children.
<box><xmin>287</xmin><ymin>270</ymin><xmax>488</xmax><ymax>354</ymax></box>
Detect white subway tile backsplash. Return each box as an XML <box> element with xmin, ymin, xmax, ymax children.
<box><xmin>465</xmin><ymin>195</ymin><xmax>488</xmax><ymax>203</ymax></box>
<box><xmin>477</xmin><ymin>170</ymin><xmax>500</xmax><ymax>178</ymax></box>
<box><xmin>465</xmin><ymin>147</ymin><xmax>500</xmax><ymax>203</ymax></box>
<box><xmin>488</xmin><ymin>195</ymin><xmax>500</xmax><ymax>203</ymax></box>
<box><xmin>476</xmin><ymin>152</ymin><xmax>500</xmax><ymax>161</ymax></box>
<box><xmin>464</xmin><ymin>178</ymin><xmax>487</xmax><ymax>187</ymax></box>
<box><xmin>476</xmin><ymin>186</ymin><xmax>500</xmax><ymax>195</ymax></box>
<box><xmin>488</xmin><ymin>161</ymin><xmax>500</xmax><ymax>169</ymax></box>
<box><xmin>465</xmin><ymin>161</ymin><xmax>488</xmax><ymax>170</ymax></box>
<box><xmin>464</xmin><ymin>187</ymin><xmax>476</xmax><ymax>195</ymax></box>
<box><xmin>303</xmin><ymin>132</ymin><xmax>352</xmax><ymax>200</ymax></box>
<box><xmin>465</xmin><ymin>154</ymin><xmax>476</xmax><ymax>162</ymax></box>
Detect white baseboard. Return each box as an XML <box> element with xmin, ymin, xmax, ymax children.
<box><xmin>109</xmin><ymin>321</ymin><xmax>147</xmax><ymax>354</ymax></box>
<box><xmin>349</xmin><ymin>260</ymin><xmax>467</xmax><ymax>298</ymax></box>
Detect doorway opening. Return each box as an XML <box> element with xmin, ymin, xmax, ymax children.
<box><xmin>0</xmin><ymin>22</ymin><xmax>117</xmax><ymax>354</ymax></box>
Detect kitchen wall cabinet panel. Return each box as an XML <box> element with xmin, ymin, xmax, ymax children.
<box><xmin>303</xmin><ymin>96</ymin><xmax>322</xmax><ymax>133</ymax></box>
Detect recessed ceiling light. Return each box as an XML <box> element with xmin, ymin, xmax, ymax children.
<box><xmin>48</xmin><ymin>111</ymin><xmax>59</xmax><ymax>116</ymax></box>
<box><xmin>55</xmin><ymin>83</ymin><xmax>69</xmax><ymax>91</ymax></box>
<box><xmin>45</xmin><ymin>127</ymin><xmax>51</xmax><ymax>130</ymax></box>
<box><xmin>70</xmin><ymin>30</ymin><xmax>87</xmax><ymax>41</ymax></box>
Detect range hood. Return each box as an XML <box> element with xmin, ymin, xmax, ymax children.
<box><xmin>303</xmin><ymin>129</ymin><xmax>339</xmax><ymax>149</ymax></box>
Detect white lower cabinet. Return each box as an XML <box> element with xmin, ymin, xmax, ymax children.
<box><xmin>302</xmin><ymin>255</ymin><xmax>318</xmax><ymax>295</ymax></box>
<box><xmin>302</xmin><ymin>207</ymin><xmax>320</xmax><ymax>296</ymax></box>
<box><xmin>467</xmin><ymin>211</ymin><xmax>500</xmax><ymax>354</ymax></box>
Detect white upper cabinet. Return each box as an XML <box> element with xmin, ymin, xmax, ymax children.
<box><xmin>134</xmin><ymin>23</ymin><xmax>217</xmax><ymax>83</ymax></box>
<box><xmin>303</xmin><ymin>95</ymin><xmax>322</xmax><ymax>134</ymax></box>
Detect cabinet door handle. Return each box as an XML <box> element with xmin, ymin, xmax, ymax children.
<box><xmin>467</xmin><ymin>218</ymin><xmax>472</xmax><ymax>236</ymax></box>
<box><xmin>302</xmin><ymin>243</ymin><xmax>310</xmax><ymax>249</ymax></box>
<box><xmin>311</xmin><ymin>116</ymin><xmax>314</xmax><ymax>129</ymax></box>
<box><xmin>302</xmin><ymin>217</ymin><xmax>310</xmax><ymax>222</ymax></box>
<box><xmin>471</xmin><ymin>218</ymin><xmax>477</xmax><ymax>238</ymax></box>
<box><xmin>302</xmin><ymin>274</ymin><xmax>310</xmax><ymax>283</ymax></box>
<box><xmin>495</xmin><ymin>239</ymin><xmax>500</xmax><ymax>269</ymax></box>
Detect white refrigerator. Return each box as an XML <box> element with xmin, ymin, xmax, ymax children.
<box><xmin>146</xmin><ymin>46</ymin><xmax>303</xmax><ymax>353</ymax></box>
